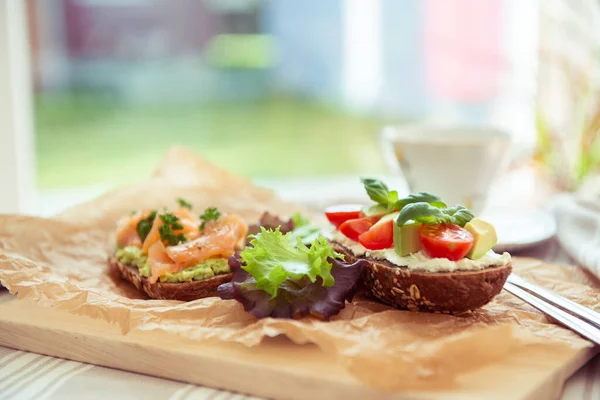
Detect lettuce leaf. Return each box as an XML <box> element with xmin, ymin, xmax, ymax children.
<box><xmin>241</xmin><ymin>228</ymin><xmax>339</xmax><ymax>298</ymax></box>
<box><xmin>290</xmin><ymin>212</ymin><xmax>311</xmax><ymax>227</ymax></box>
<box><xmin>247</xmin><ymin>212</ymin><xmax>294</xmax><ymax>236</ymax></box>
<box><xmin>247</xmin><ymin>211</ymin><xmax>323</xmax><ymax>246</ymax></box>
<box><xmin>218</xmin><ymin>251</ymin><xmax>365</xmax><ymax>320</ymax></box>
<box><xmin>287</xmin><ymin>224</ymin><xmax>321</xmax><ymax>245</ymax></box>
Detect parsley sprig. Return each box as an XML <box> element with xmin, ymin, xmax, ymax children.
<box><xmin>199</xmin><ymin>207</ymin><xmax>221</xmax><ymax>231</ymax></box>
<box><xmin>136</xmin><ymin>210</ymin><xmax>157</xmax><ymax>243</ymax></box>
<box><xmin>159</xmin><ymin>213</ymin><xmax>186</xmax><ymax>246</ymax></box>
<box><xmin>177</xmin><ymin>198</ymin><xmax>192</xmax><ymax>210</ymax></box>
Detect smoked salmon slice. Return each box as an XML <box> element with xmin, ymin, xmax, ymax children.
<box><xmin>142</xmin><ymin>212</ymin><xmax>248</xmax><ymax>282</ymax></box>
<box><xmin>166</xmin><ymin>214</ymin><xmax>248</xmax><ymax>268</ymax></box>
<box><xmin>141</xmin><ymin>208</ymin><xmax>202</xmax><ymax>254</ymax></box>
<box><xmin>116</xmin><ymin>211</ymin><xmax>149</xmax><ymax>248</ymax></box>
<box><xmin>147</xmin><ymin>240</ymin><xmax>178</xmax><ymax>284</ymax></box>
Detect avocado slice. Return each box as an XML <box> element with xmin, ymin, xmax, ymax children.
<box><xmin>393</xmin><ymin>220</ymin><xmax>422</xmax><ymax>256</ymax></box>
<box><xmin>361</xmin><ymin>204</ymin><xmax>388</xmax><ymax>218</ymax></box>
<box><xmin>465</xmin><ymin>218</ymin><xmax>498</xmax><ymax>260</ymax></box>
<box><xmin>373</xmin><ymin>211</ymin><xmax>400</xmax><ymax>227</ymax></box>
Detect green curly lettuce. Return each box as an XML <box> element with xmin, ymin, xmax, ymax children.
<box><xmin>241</xmin><ymin>228</ymin><xmax>342</xmax><ymax>298</ymax></box>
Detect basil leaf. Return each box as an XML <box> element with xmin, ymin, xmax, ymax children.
<box><xmin>395</xmin><ymin>202</ymin><xmax>475</xmax><ymax>227</ymax></box>
<box><xmin>396</xmin><ymin>192</ymin><xmax>446</xmax><ymax>210</ymax></box>
<box><xmin>395</xmin><ymin>202</ymin><xmax>450</xmax><ymax>226</ymax></box>
<box><xmin>444</xmin><ymin>205</ymin><xmax>474</xmax><ymax>227</ymax></box>
<box><xmin>360</xmin><ymin>178</ymin><xmax>390</xmax><ymax>205</ymax></box>
<box><xmin>386</xmin><ymin>190</ymin><xmax>399</xmax><ymax>212</ymax></box>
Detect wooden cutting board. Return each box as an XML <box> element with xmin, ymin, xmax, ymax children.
<box><xmin>0</xmin><ymin>293</ymin><xmax>596</xmax><ymax>400</ymax></box>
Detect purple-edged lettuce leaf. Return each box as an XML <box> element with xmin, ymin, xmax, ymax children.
<box><xmin>218</xmin><ymin>253</ymin><xmax>365</xmax><ymax>320</ymax></box>
<box><xmin>246</xmin><ymin>211</ymin><xmax>321</xmax><ymax>246</ymax></box>
<box><xmin>242</xmin><ymin>229</ymin><xmax>339</xmax><ymax>297</ymax></box>
<box><xmin>247</xmin><ymin>212</ymin><xmax>295</xmax><ymax>236</ymax></box>
<box><xmin>218</xmin><ymin>228</ymin><xmax>366</xmax><ymax>320</ymax></box>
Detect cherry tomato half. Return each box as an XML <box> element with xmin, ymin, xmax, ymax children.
<box><xmin>339</xmin><ymin>217</ymin><xmax>379</xmax><ymax>241</ymax></box>
<box><xmin>325</xmin><ymin>204</ymin><xmax>363</xmax><ymax>228</ymax></box>
<box><xmin>358</xmin><ymin>220</ymin><xmax>394</xmax><ymax>250</ymax></box>
<box><xmin>419</xmin><ymin>223</ymin><xmax>474</xmax><ymax>261</ymax></box>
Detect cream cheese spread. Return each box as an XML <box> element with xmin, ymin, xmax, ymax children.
<box><xmin>330</xmin><ymin>231</ymin><xmax>511</xmax><ymax>273</ymax></box>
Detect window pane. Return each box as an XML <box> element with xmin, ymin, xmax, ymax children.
<box><xmin>28</xmin><ymin>0</ymin><xmax>538</xmax><ymax>191</ymax></box>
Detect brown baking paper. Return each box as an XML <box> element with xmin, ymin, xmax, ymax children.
<box><xmin>1</xmin><ymin>147</ymin><xmax>599</xmax><ymax>391</ymax></box>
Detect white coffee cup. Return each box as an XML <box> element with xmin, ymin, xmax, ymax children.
<box><xmin>379</xmin><ymin>123</ymin><xmax>511</xmax><ymax>214</ymax></box>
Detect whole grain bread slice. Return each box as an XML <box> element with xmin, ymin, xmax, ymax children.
<box><xmin>109</xmin><ymin>256</ymin><xmax>232</xmax><ymax>301</ymax></box>
<box><xmin>331</xmin><ymin>241</ymin><xmax>511</xmax><ymax>314</ymax></box>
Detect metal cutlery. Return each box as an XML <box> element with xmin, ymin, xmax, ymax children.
<box><xmin>504</xmin><ymin>274</ymin><xmax>600</xmax><ymax>345</ymax></box>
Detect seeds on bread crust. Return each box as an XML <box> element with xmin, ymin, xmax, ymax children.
<box><xmin>109</xmin><ymin>256</ymin><xmax>232</xmax><ymax>301</ymax></box>
<box><xmin>330</xmin><ymin>241</ymin><xmax>511</xmax><ymax>314</ymax></box>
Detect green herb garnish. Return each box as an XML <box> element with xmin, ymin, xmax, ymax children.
<box><xmin>136</xmin><ymin>210</ymin><xmax>157</xmax><ymax>243</ymax></box>
<box><xmin>395</xmin><ymin>192</ymin><xmax>446</xmax><ymax>209</ymax></box>
<box><xmin>361</xmin><ymin>178</ymin><xmax>393</xmax><ymax>206</ymax></box>
<box><xmin>395</xmin><ymin>203</ymin><xmax>474</xmax><ymax>227</ymax></box>
<box><xmin>177</xmin><ymin>198</ymin><xmax>192</xmax><ymax>210</ymax></box>
<box><xmin>158</xmin><ymin>213</ymin><xmax>186</xmax><ymax>246</ymax></box>
<box><xmin>199</xmin><ymin>207</ymin><xmax>221</xmax><ymax>231</ymax></box>
<box><xmin>360</xmin><ymin>177</ymin><xmax>446</xmax><ymax>211</ymax></box>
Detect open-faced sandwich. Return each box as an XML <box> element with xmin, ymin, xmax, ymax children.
<box><xmin>326</xmin><ymin>178</ymin><xmax>512</xmax><ymax>314</ymax></box>
<box><xmin>110</xmin><ymin>199</ymin><xmax>248</xmax><ymax>300</ymax></box>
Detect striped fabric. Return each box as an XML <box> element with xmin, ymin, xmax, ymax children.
<box><xmin>0</xmin><ymin>346</ymin><xmax>262</xmax><ymax>400</ymax></box>
<box><xmin>0</xmin><ymin>344</ymin><xmax>598</xmax><ymax>400</ymax></box>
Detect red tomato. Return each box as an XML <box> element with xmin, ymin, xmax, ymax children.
<box><xmin>419</xmin><ymin>224</ymin><xmax>474</xmax><ymax>261</ymax></box>
<box><xmin>325</xmin><ymin>204</ymin><xmax>363</xmax><ymax>228</ymax></box>
<box><xmin>358</xmin><ymin>220</ymin><xmax>394</xmax><ymax>250</ymax></box>
<box><xmin>339</xmin><ymin>217</ymin><xmax>378</xmax><ymax>241</ymax></box>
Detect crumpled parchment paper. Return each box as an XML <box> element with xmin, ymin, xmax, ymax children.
<box><xmin>1</xmin><ymin>147</ymin><xmax>599</xmax><ymax>390</ymax></box>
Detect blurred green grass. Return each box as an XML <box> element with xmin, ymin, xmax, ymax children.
<box><xmin>34</xmin><ymin>93</ymin><xmax>387</xmax><ymax>189</ymax></box>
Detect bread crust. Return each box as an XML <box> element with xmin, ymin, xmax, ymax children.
<box><xmin>109</xmin><ymin>257</ymin><xmax>232</xmax><ymax>301</ymax></box>
<box><xmin>331</xmin><ymin>241</ymin><xmax>511</xmax><ymax>313</ymax></box>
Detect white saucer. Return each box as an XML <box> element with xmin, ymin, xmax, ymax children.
<box><xmin>481</xmin><ymin>209</ymin><xmax>557</xmax><ymax>252</ymax></box>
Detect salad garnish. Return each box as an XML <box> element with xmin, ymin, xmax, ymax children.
<box><xmin>243</xmin><ymin>228</ymin><xmax>338</xmax><ymax>297</ymax></box>
<box><xmin>218</xmin><ymin>228</ymin><xmax>365</xmax><ymax>319</ymax></box>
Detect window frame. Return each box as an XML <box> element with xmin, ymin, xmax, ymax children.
<box><xmin>0</xmin><ymin>0</ymin><xmax>36</xmax><ymax>214</ymax></box>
